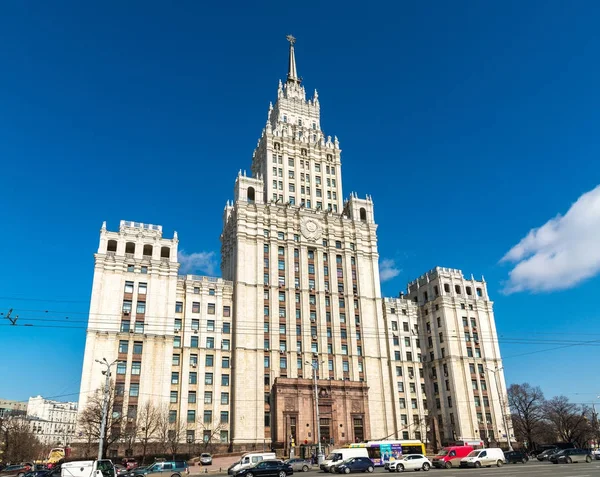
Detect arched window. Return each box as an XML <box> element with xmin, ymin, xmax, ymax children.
<box><xmin>359</xmin><ymin>208</ymin><xmax>367</xmax><ymax>221</ymax></box>
<box><xmin>161</xmin><ymin>246</ymin><xmax>170</xmax><ymax>259</ymax></box>
<box><xmin>107</xmin><ymin>240</ymin><xmax>117</xmax><ymax>252</ymax></box>
<box><xmin>125</xmin><ymin>242</ymin><xmax>135</xmax><ymax>254</ymax></box>
<box><xmin>143</xmin><ymin>245</ymin><xmax>153</xmax><ymax>257</ymax></box>
<box><xmin>247</xmin><ymin>187</ymin><xmax>255</xmax><ymax>204</ymax></box>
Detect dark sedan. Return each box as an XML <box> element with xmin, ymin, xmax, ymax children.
<box><xmin>536</xmin><ymin>449</ymin><xmax>557</xmax><ymax>461</ymax></box>
<box><xmin>504</xmin><ymin>451</ymin><xmax>529</xmax><ymax>464</ymax></box>
<box><xmin>0</xmin><ymin>465</ymin><xmax>34</xmax><ymax>477</ymax></box>
<box><xmin>336</xmin><ymin>458</ymin><xmax>374</xmax><ymax>474</ymax></box>
<box><xmin>550</xmin><ymin>449</ymin><xmax>592</xmax><ymax>464</ymax></box>
<box><xmin>235</xmin><ymin>460</ymin><xmax>293</xmax><ymax>477</ymax></box>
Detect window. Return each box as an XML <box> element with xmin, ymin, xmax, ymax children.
<box><xmin>394</xmin><ymin>351</ymin><xmax>401</xmax><ymax>361</ymax></box>
<box><xmin>124</xmin><ymin>281</ymin><xmax>134</xmax><ymax>294</ymax></box>
<box><xmin>117</xmin><ymin>361</ymin><xmax>126</xmax><ymax>374</ymax></box>
<box><xmin>190</xmin><ymin>319</ymin><xmax>199</xmax><ymax>331</ymax></box>
<box><xmin>203</xmin><ymin>410</ymin><xmax>212</xmax><ymax>424</ymax></box>
<box><xmin>189</xmin><ymin>372</ymin><xmax>197</xmax><ymax>384</ymax></box>
<box><xmin>140</xmin><ymin>266</ymin><xmax>148</xmax><ymax>274</ymax></box>
<box><xmin>135</xmin><ymin>301</ymin><xmax>146</xmax><ymax>314</ymax></box>
<box><xmin>127</xmin><ymin>264</ymin><xmax>135</xmax><ymax>272</ymax></box>
<box><xmin>280</xmin><ymin>356</ymin><xmax>287</xmax><ymax>369</ymax></box>
<box><xmin>205</xmin><ymin>373</ymin><xmax>213</xmax><ymax>385</ymax></box>
<box><xmin>207</xmin><ymin>337</ymin><xmax>215</xmax><ymax>348</ymax></box>
<box><xmin>205</xmin><ymin>355</ymin><xmax>214</xmax><ymax>367</ymax></box>
<box><xmin>223</xmin><ymin>322</ymin><xmax>231</xmax><ymax>334</ymax></box>
<box><xmin>170</xmin><ymin>391</ymin><xmax>178</xmax><ymax>403</ymax></box>
<box><xmin>187</xmin><ymin>410</ymin><xmax>196</xmax><ymax>423</ymax></box>
<box><xmin>120</xmin><ymin>320</ymin><xmax>130</xmax><ymax>332</ymax></box>
<box><xmin>191</xmin><ymin>336</ymin><xmax>198</xmax><ymax>348</ymax></box>
<box><xmin>134</xmin><ymin>322</ymin><xmax>144</xmax><ymax>333</ymax></box>
<box><xmin>128</xmin><ymin>383</ymin><xmax>139</xmax><ymax>397</ymax></box>
<box><xmin>220</xmin><ymin>411</ymin><xmax>229</xmax><ymax>424</ymax></box>
<box><xmin>223</xmin><ymin>306</ymin><xmax>231</xmax><ymax>317</ymax></box>
<box><xmin>131</xmin><ymin>361</ymin><xmax>141</xmax><ymax>375</ymax></box>
<box><xmin>119</xmin><ymin>340</ymin><xmax>129</xmax><ymax>354</ymax></box>
<box><xmin>122</xmin><ymin>300</ymin><xmax>132</xmax><ymax>313</ymax></box>
<box><xmin>204</xmin><ymin>391</ymin><xmax>213</xmax><ymax>404</ymax></box>
<box><xmin>399</xmin><ymin>398</ymin><xmax>406</xmax><ymax>409</ymax></box>
<box><xmin>341</xmin><ymin>345</ymin><xmax>348</xmax><ymax>355</ymax></box>
<box><xmin>188</xmin><ymin>391</ymin><xmax>196</xmax><ymax>403</ymax></box>
<box><xmin>171</xmin><ymin>372</ymin><xmax>179</xmax><ymax>384</ymax></box>
<box><xmin>192</xmin><ymin>302</ymin><xmax>200</xmax><ymax>313</ymax></box>
<box><xmin>175</xmin><ymin>302</ymin><xmax>183</xmax><ymax>313</ymax></box>
<box><xmin>138</xmin><ymin>282</ymin><xmax>147</xmax><ymax>295</ymax></box>
<box><xmin>396</xmin><ymin>366</ymin><xmax>402</xmax><ymax>376</ymax></box>
<box><xmin>207</xmin><ymin>320</ymin><xmax>215</xmax><ymax>332</ymax></box>
<box><xmin>221</xmin><ymin>392</ymin><xmax>229</xmax><ymax>405</ymax></box>
<box><xmin>222</xmin><ymin>339</ymin><xmax>230</xmax><ymax>350</ymax></box>
<box><xmin>342</xmin><ymin>361</ymin><xmax>349</xmax><ymax>372</ymax></box>
<box><xmin>221</xmin><ymin>374</ymin><xmax>230</xmax><ymax>386</ymax></box>
<box><xmin>472</xmin><ymin>380</ymin><xmax>478</xmax><ymax>390</ymax></box>
<box><xmin>222</xmin><ymin>356</ymin><xmax>230</xmax><ymax>368</ymax></box>
<box><xmin>208</xmin><ymin>303</ymin><xmax>216</xmax><ymax>314</ymax></box>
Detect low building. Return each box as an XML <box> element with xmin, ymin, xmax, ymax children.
<box><xmin>27</xmin><ymin>396</ymin><xmax>78</xmax><ymax>446</ymax></box>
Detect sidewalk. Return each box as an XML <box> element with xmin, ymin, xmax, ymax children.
<box><xmin>189</xmin><ymin>455</ymin><xmax>240</xmax><ymax>475</ymax></box>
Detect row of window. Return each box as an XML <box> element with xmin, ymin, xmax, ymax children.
<box><xmin>269</xmin><ymin>195</ymin><xmax>338</xmax><ymax>211</ymax></box>
<box><xmin>271</xmin><ymin>154</ymin><xmax>336</xmax><ymax>175</ymax></box>
<box><xmin>173</xmin><ymin>336</ymin><xmax>230</xmax><ymax>350</ymax></box>
<box><xmin>264</xmin><ymin>340</ymin><xmax>362</xmax><ymax>356</ymax></box>
<box><xmin>264</xmin><ymin>322</ymin><xmax>360</xmax><ymax>337</ymax></box>
<box><xmin>398</xmin><ymin>398</ymin><xmax>421</xmax><ymax>409</ymax></box>
<box><xmin>119</xmin><ymin>341</ymin><xmax>143</xmax><ymax>354</ymax></box>
<box><xmin>174</xmin><ymin>318</ymin><xmax>231</xmax><ymax>333</ymax></box>
<box><xmin>168</xmin><ymin>409</ymin><xmax>228</xmax><ymax>424</ymax></box>
<box><xmin>126</xmin><ymin>264</ymin><xmax>149</xmax><ymax>274</ymax></box>
<box><xmin>419</xmin><ymin>284</ymin><xmax>484</xmax><ymax>303</ymax></box>
<box><xmin>120</xmin><ymin>321</ymin><xmax>144</xmax><ymax>333</ymax></box>
<box><xmin>170</xmin><ymin>390</ymin><xmax>229</xmax><ymax>405</ymax></box>
<box><xmin>173</xmin><ymin>354</ymin><xmax>229</xmax><ymax>369</ymax></box>
<box><xmin>175</xmin><ymin>302</ymin><xmax>230</xmax><ymax>316</ymax></box>
<box><xmin>183</xmin><ymin>372</ymin><xmax>229</xmax><ymax>386</ymax></box>
<box><xmin>271</xmin><ymin>169</ymin><xmax>338</xmax><ymax>187</ymax></box>
<box><xmin>266</xmin><ymin>246</ymin><xmax>356</xmax><ymax>257</ymax></box>
<box><xmin>124</xmin><ymin>281</ymin><xmax>146</xmax><ymax>294</ymax></box>
<box><xmin>109</xmin><ymin>241</ymin><xmax>171</xmax><ymax>258</ymax></box>
<box><xmin>394</xmin><ymin>350</ymin><xmax>421</xmax><ymax>362</ymax></box>
<box><xmin>394</xmin><ymin>366</ymin><xmax>423</xmax><ymax>378</ymax></box>
<box><xmin>122</xmin><ymin>301</ymin><xmax>146</xmax><ymax>314</ymax></box>
<box><xmin>264</xmin><ymin>356</ymin><xmax>364</xmax><ymax>373</ymax></box>
<box><xmin>397</xmin><ymin>382</ymin><xmax>425</xmax><ymax>393</ymax></box>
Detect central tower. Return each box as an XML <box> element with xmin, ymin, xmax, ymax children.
<box><xmin>221</xmin><ymin>37</ymin><xmax>395</xmax><ymax>451</ymax></box>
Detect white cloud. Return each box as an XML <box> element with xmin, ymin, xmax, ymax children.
<box><xmin>500</xmin><ymin>184</ymin><xmax>600</xmax><ymax>293</ymax></box>
<box><xmin>178</xmin><ymin>250</ymin><xmax>218</xmax><ymax>276</ymax></box>
<box><xmin>380</xmin><ymin>258</ymin><xmax>401</xmax><ymax>282</ymax></box>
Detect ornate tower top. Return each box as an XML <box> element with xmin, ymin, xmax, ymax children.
<box><xmin>286</xmin><ymin>34</ymin><xmax>300</xmax><ymax>84</ymax></box>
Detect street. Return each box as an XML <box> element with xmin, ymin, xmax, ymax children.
<box><xmin>191</xmin><ymin>460</ymin><xmax>600</xmax><ymax>477</ymax></box>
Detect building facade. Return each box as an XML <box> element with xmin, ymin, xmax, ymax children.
<box><xmin>27</xmin><ymin>396</ymin><xmax>78</xmax><ymax>446</ymax></box>
<box><xmin>77</xmin><ymin>38</ymin><xmax>512</xmax><ymax>454</ymax></box>
<box><xmin>0</xmin><ymin>399</ymin><xmax>27</xmax><ymax>418</ymax></box>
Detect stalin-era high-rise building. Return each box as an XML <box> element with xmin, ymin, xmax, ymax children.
<box><xmin>77</xmin><ymin>37</ymin><xmax>513</xmax><ymax>456</ymax></box>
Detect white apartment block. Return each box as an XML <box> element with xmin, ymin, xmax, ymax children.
<box><xmin>27</xmin><ymin>396</ymin><xmax>78</xmax><ymax>446</ymax></box>
<box><xmin>78</xmin><ymin>37</ymin><xmax>512</xmax><ymax>454</ymax></box>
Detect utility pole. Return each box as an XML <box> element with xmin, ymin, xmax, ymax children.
<box><xmin>96</xmin><ymin>358</ymin><xmax>117</xmax><ymax>460</ymax></box>
<box><xmin>306</xmin><ymin>358</ymin><xmax>324</xmax><ymax>465</ymax></box>
<box><xmin>488</xmin><ymin>365</ymin><xmax>513</xmax><ymax>451</ymax></box>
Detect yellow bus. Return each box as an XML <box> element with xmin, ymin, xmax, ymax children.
<box><xmin>349</xmin><ymin>440</ymin><xmax>426</xmax><ymax>466</ymax></box>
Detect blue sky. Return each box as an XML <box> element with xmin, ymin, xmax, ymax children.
<box><xmin>2</xmin><ymin>0</ymin><xmax>600</xmax><ymax>406</ymax></box>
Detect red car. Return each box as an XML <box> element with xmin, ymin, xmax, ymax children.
<box><xmin>0</xmin><ymin>464</ymin><xmax>33</xmax><ymax>477</ymax></box>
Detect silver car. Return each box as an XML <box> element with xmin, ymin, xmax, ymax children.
<box><xmin>284</xmin><ymin>459</ymin><xmax>312</xmax><ymax>472</ymax></box>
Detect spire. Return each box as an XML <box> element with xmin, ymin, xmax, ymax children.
<box><xmin>286</xmin><ymin>34</ymin><xmax>300</xmax><ymax>84</ymax></box>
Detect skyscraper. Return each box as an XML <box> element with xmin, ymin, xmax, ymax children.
<box><xmin>77</xmin><ymin>37</ymin><xmax>512</xmax><ymax>455</ymax></box>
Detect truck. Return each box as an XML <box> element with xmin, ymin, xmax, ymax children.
<box><xmin>61</xmin><ymin>460</ymin><xmax>116</xmax><ymax>477</ymax></box>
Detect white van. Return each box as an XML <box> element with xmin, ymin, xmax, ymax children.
<box><xmin>459</xmin><ymin>448</ymin><xmax>505</xmax><ymax>468</ymax></box>
<box><xmin>61</xmin><ymin>460</ymin><xmax>116</xmax><ymax>477</ymax></box>
<box><xmin>228</xmin><ymin>453</ymin><xmax>276</xmax><ymax>475</ymax></box>
<box><xmin>320</xmin><ymin>448</ymin><xmax>369</xmax><ymax>472</ymax></box>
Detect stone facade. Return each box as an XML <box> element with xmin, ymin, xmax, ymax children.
<box><xmin>27</xmin><ymin>396</ymin><xmax>78</xmax><ymax>446</ymax></box>
<box><xmin>78</xmin><ymin>38</ymin><xmax>512</xmax><ymax>453</ymax></box>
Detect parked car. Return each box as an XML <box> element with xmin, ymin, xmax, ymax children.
<box><xmin>504</xmin><ymin>451</ymin><xmax>529</xmax><ymax>464</ymax></box>
<box><xmin>388</xmin><ymin>455</ymin><xmax>431</xmax><ymax>472</ymax></box>
<box><xmin>128</xmin><ymin>461</ymin><xmax>188</xmax><ymax>477</ymax></box>
<box><xmin>114</xmin><ymin>465</ymin><xmax>129</xmax><ymax>476</ymax></box>
<box><xmin>200</xmin><ymin>455</ymin><xmax>212</xmax><ymax>466</ymax></box>
<box><xmin>431</xmin><ymin>446</ymin><xmax>473</xmax><ymax>469</ymax></box>
<box><xmin>0</xmin><ymin>464</ymin><xmax>34</xmax><ymax>477</ymax></box>
<box><xmin>229</xmin><ymin>453</ymin><xmax>277</xmax><ymax>475</ymax></box>
<box><xmin>592</xmin><ymin>449</ymin><xmax>600</xmax><ymax>460</ymax></box>
<box><xmin>545</xmin><ymin>449</ymin><xmax>565</xmax><ymax>462</ymax></box>
<box><xmin>122</xmin><ymin>460</ymin><xmax>138</xmax><ymax>471</ymax></box>
<box><xmin>549</xmin><ymin>449</ymin><xmax>592</xmax><ymax>464</ymax></box>
<box><xmin>283</xmin><ymin>459</ymin><xmax>310</xmax><ymax>472</ymax></box>
<box><xmin>234</xmin><ymin>460</ymin><xmax>293</xmax><ymax>477</ymax></box>
<box><xmin>335</xmin><ymin>457</ymin><xmax>374</xmax><ymax>474</ymax></box>
<box><xmin>459</xmin><ymin>448</ymin><xmax>505</xmax><ymax>468</ymax></box>
<box><xmin>536</xmin><ymin>449</ymin><xmax>557</xmax><ymax>461</ymax></box>
<box><xmin>321</xmin><ymin>449</ymin><xmax>369</xmax><ymax>473</ymax></box>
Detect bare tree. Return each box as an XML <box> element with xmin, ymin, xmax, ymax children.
<box><xmin>78</xmin><ymin>383</ymin><xmax>124</xmax><ymax>458</ymax></box>
<box><xmin>0</xmin><ymin>414</ymin><xmax>44</xmax><ymax>463</ymax></box>
<box><xmin>544</xmin><ymin>396</ymin><xmax>593</xmax><ymax>447</ymax></box>
<box><xmin>155</xmin><ymin>406</ymin><xmax>187</xmax><ymax>457</ymax></box>
<box><xmin>507</xmin><ymin>383</ymin><xmax>546</xmax><ymax>450</ymax></box>
<box><xmin>197</xmin><ymin>421</ymin><xmax>228</xmax><ymax>453</ymax></box>
<box><xmin>136</xmin><ymin>402</ymin><xmax>161</xmax><ymax>464</ymax></box>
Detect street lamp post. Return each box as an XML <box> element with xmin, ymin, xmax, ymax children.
<box><xmin>487</xmin><ymin>365</ymin><xmax>513</xmax><ymax>451</ymax></box>
<box><xmin>306</xmin><ymin>358</ymin><xmax>324</xmax><ymax>465</ymax></box>
<box><xmin>95</xmin><ymin>358</ymin><xmax>117</xmax><ymax>460</ymax></box>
